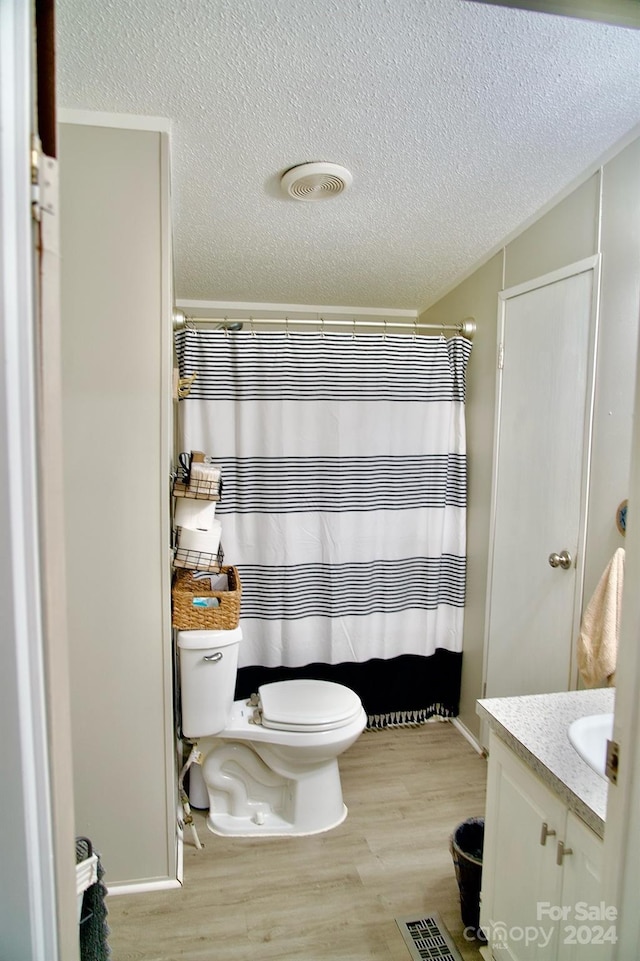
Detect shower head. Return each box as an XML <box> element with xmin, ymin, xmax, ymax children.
<box><xmin>217</xmin><ymin>321</ymin><xmax>244</xmax><ymax>332</ymax></box>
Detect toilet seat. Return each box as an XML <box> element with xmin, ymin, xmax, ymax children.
<box><xmin>257</xmin><ymin>679</ymin><xmax>363</xmax><ymax>733</ymax></box>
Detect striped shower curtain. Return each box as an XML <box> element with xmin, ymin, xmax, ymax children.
<box><xmin>176</xmin><ymin>329</ymin><xmax>472</xmax><ymax>727</ymax></box>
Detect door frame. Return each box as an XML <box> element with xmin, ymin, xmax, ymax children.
<box><xmin>481</xmin><ymin>254</ymin><xmax>602</xmax><ymax>704</ymax></box>
<box><xmin>0</xmin><ymin>0</ymin><xmax>63</xmax><ymax>956</ymax></box>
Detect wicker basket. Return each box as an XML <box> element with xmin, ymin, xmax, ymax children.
<box><xmin>172</xmin><ymin>476</ymin><xmax>222</xmax><ymax>501</ymax></box>
<box><xmin>172</xmin><ymin>566</ymin><xmax>242</xmax><ymax>631</ymax></box>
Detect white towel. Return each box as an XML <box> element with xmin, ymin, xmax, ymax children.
<box><xmin>577</xmin><ymin>547</ymin><xmax>625</xmax><ymax>688</ymax></box>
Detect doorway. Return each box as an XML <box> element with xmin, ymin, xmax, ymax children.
<box><xmin>483</xmin><ymin>256</ymin><xmax>600</xmax><ymax>701</ymax></box>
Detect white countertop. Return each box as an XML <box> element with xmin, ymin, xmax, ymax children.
<box><xmin>477</xmin><ymin>688</ymin><xmax>614</xmax><ymax>838</ymax></box>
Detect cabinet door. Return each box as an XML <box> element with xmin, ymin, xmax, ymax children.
<box><xmin>481</xmin><ymin>734</ymin><xmax>564</xmax><ymax>960</ymax></box>
<box><xmin>557</xmin><ymin>812</ymin><xmax>611</xmax><ymax>961</ymax></box>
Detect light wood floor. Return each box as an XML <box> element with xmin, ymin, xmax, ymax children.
<box><xmin>106</xmin><ymin>721</ymin><xmax>487</xmax><ymax>961</ymax></box>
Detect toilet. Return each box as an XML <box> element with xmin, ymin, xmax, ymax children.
<box><xmin>177</xmin><ymin>628</ymin><xmax>367</xmax><ymax>837</ymax></box>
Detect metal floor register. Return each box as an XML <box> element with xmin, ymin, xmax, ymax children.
<box><xmin>395</xmin><ymin>914</ymin><xmax>464</xmax><ymax>961</ymax></box>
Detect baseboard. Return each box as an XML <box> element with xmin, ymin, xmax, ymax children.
<box><xmin>107</xmin><ymin>877</ymin><xmax>182</xmax><ymax>897</ymax></box>
<box><xmin>451</xmin><ymin>717</ymin><xmax>484</xmax><ymax>755</ymax></box>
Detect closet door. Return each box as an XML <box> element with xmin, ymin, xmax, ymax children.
<box><xmin>59</xmin><ymin>118</ymin><xmax>176</xmax><ymax>887</ymax></box>
<box><xmin>484</xmin><ymin>258</ymin><xmax>599</xmax><ymax>701</ymax></box>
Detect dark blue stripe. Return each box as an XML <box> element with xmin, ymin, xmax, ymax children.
<box><xmin>176</xmin><ymin>330</ymin><xmax>472</xmax><ymax>403</ymax></box>
<box><xmin>236</xmin><ymin>556</ymin><xmax>466</xmax><ymax>619</ymax></box>
<box><xmin>214</xmin><ymin>454</ymin><xmax>467</xmax><ymax>513</ymax></box>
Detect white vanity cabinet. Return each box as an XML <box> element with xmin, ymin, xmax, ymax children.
<box><xmin>481</xmin><ymin>733</ymin><xmax>610</xmax><ymax>961</ymax></box>
<box><xmin>559</xmin><ymin>812</ymin><xmax>610</xmax><ymax>961</ymax></box>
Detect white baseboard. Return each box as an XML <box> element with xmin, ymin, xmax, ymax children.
<box><xmin>451</xmin><ymin>717</ymin><xmax>484</xmax><ymax>755</ymax></box>
<box><xmin>107</xmin><ymin>877</ymin><xmax>182</xmax><ymax>897</ymax></box>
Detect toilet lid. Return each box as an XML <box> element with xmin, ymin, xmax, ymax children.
<box><xmin>258</xmin><ymin>679</ymin><xmax>362</xmax><ymax>732</ymax></box>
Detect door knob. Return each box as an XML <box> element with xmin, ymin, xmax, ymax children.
<box><xmin>548</xmin><ymin>550</ymin><xmax>572</xmax><ymax>570</ymax></box>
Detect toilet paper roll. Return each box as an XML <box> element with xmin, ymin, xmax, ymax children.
<box><xmin>177</xmin><ymin>522</ymin><xmax>222</xmax><ymax>556</ymax></box>
<box><xmin>174</xmin><ymin>498</ymin><xmax>217</xmax><ymax>531</ymax></box>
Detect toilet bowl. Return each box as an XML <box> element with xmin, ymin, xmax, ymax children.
<box><xmin>177</xmin><ymin>629</ymin><xmax>367</xmax><ymax>837</ymax></box>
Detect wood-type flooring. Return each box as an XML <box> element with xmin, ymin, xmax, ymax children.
<box><xmin>106</xmin><ymin>721</ymin><xmax>487</xmax><ymax>961</ymax></box>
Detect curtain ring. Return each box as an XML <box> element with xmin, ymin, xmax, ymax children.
<box><xmin>224</xmin><ymin>316</ymin><xmax>230</xmax><ymax>338</ymax></box>
<box><xmin>383</xmin><ymin>319</ymin><xmax>387</xmax><ymax>340</ymax></box>
<box><xmin>352</xmin><ymin>318</ymin><xmax>356</xmax><ymax>340</ymax></box>
<box><xmin>320</xmin><ymin>316</ymin><xmax>325</xmax><ymax>338</ymax></box>
<box><xmin>413</xmin><ymin>318</ymin><xmax>418</xmax><ymax>341</ymax></box>
<box><xmin>285</xmin><ymin>316</ymin><xmax>290</xmax><ymax>338</ymax></box>
<box><xmin>250</xmin><ymin>315</ymin><xmax>256</xmax><ymax>337</ymax></box>
<box><xmin>185</xmin><ymin>316</ymin><xmax>197</xmax><ymax>333</ymax></box>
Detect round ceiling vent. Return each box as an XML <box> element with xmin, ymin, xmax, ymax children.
<box><xmin>280</xmin><ymin>162</ymin><xmax>353</xmax><ymax>202</ymax></box>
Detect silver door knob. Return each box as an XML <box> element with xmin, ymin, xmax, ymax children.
<box><xmin>548</xmin><ymin>550</ymin><xmax>572</xmax><ymax>570</ymax></box>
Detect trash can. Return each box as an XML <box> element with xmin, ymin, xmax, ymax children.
<box><xmin>449</xmin><ymin>817</ymin><xmax>485</xmax><ymax>939</ymax></box>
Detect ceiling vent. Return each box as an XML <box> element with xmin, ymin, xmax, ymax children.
<box><xmin>280</xmin><ymin>162</ymin><xmax>353</xmax><ymax>201</ymax></box>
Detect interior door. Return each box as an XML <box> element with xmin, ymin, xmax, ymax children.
<box><xmin>484</xmin><ymin>257</ymin><xmax>599</xmax><ymax>700</ymax></box>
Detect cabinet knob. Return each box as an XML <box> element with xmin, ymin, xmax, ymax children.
<box><xmin>556</xmin><ymin>840</ymin><xmax>573</xmax><ymax>865</ymax></box>
<box><xmin>540</xmin><ymin>822</ymin><xmax>556</xmax><ymax>846</ymax></box>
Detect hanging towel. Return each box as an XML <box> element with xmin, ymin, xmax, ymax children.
<box><xmin>577</xmin><ymin>547</ymin><xmax>625</xmax><ymax>688</ymax></box>
<box><xmin>76</xmin><ymin>837</ymin><xmax>111</xmax><ymax>961</ymax></box>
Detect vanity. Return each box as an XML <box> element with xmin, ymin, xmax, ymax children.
<box><xmin>477</xmin><ymin>689</ymin><xmax>614</xmax><ymax>960</ymax></box>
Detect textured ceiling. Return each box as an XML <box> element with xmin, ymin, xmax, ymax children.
<box><xmin>55</xmin><ymin>0</ymin><xmax>640</xmax><ymax>312</ymax></box>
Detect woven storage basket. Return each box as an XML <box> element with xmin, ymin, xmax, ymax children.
<box><xmin>172</xmin><ymin>566</ymin><xmax>241</xmax><ymax>630</ymax></box>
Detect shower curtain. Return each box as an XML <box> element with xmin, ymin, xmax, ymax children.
<box><xmin>176</xmin><ymin>329</ymin><xmax>472</xmax><ymax>726</ymax></box>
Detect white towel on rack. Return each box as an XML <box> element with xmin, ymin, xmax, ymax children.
<box><xmin>577</xmin><ymin>547</ymin><xmax>625</xmax><ymax>688</ymax></box>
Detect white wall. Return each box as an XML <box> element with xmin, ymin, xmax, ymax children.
<box><xmin>419</xmin><ymin>251</ymin><xmax>504</xmax><ymax>740</ymax></box>
<box><xmin>584</xmin><ymin>138</ymin><xmax>640</xmax><ymax>600</ymax></box>
<box><xmin>422</xmin><ymin>138</ymin><xmax>640</xmax><ymax>739</ymax></box>
<box><xmin>59</xmin><ymin>120</ymin><xmax>176</xmax><ymax>886</ymax></box>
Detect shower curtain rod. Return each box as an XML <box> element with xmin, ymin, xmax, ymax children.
<box><xmin>173</xmin><ymin>311</ymin><xmax>476</xmax><ymax>339</ymax></box>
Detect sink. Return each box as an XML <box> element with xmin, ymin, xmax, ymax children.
<box><xmin>568</xmin><ymin>713</ymin><xmax>613</xmax><ymax>779</ymax></box>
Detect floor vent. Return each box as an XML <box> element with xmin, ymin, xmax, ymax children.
<box><xmin>395</xmin><ymin>913</ymin><xmax>464</xmax><ymax>961</ymax></box>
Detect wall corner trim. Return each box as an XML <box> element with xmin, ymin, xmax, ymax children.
<box><xmin>58</xmin><ymin>109</ymin><xmax>171</xmax><ymax>133</ymax></box>
<box><xmin>451</xmin><ymin>717</ymin><xmax>484</xmax><ymax>755</ymax></box>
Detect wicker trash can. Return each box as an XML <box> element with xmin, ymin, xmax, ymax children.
<box><xmin>449</xmin><ymin>817</ymin><xmax>486</xmax><ymax>940</ymax></box>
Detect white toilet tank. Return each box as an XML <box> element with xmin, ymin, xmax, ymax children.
<box><xmin>177</xmin><ymin>628</ymin><xmax>242</xmax><ymax>738</ymax></box>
